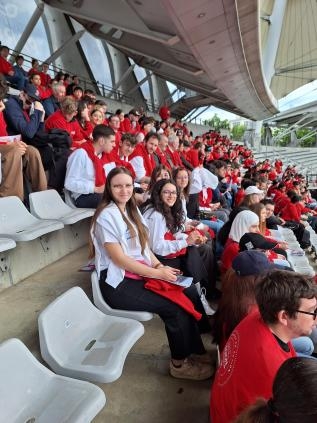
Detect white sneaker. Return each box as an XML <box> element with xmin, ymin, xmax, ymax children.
<box><xmin>200</xmin><ymin>288</ymin><xmax>216</xmax><ymax>316</ymax></box>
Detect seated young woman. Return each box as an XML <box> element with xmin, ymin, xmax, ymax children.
<box><xmin>250</xmin><ymin>202</ymin><xmax>289</xmax><ymax>259</ymax></box>
<box><xmin>141</xmin><ymin>178</ymin><xmax>215</xmax><ymax>297</ymax></box>
<box><xmin>221</xmin><ymin>210</ymin><xmax>259</xmax><ymax>274</ymax></box>
<box><xmin>90</xmin><ymin>167</ymin><xmax>213</xmax><ymax>381</ymax></box>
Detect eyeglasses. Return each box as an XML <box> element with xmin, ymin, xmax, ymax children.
<box><xmin>295</xmin><ymin>309</ymin><xmax>317</xmax><ymax>319</ymax></box>
<box><xmin>162</xmin><ymin>190</ymin><xmax>177</xmax><ymax>196</ymax></box>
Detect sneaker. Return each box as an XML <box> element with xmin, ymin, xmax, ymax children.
<box><xmin>169</xmin><ymin>358</ymin><xmax>214</xmax><ymax>380</ymax></box>
<box><xmin>191</xmin><ymin>352</ymin><xmax>215</xmax><ymax>365</ymax></box>
<box><xmin>200</xmin><ymin>288</ymin><xmax>216</xmax><ymax>316</ymax></box>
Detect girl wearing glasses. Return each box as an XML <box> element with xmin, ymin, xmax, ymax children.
<box><xmin>90</xmin><ymin>167</ymin><xmax>213</xmax><ymax>381</ymax></box>
<box><xmin>142</xmin><ymin>179</ymin><xmax>214</xmax><ymax>295</ymax></box>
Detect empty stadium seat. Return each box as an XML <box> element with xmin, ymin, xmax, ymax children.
<box><xmin>0</xmin><ymin>196</ymin><xmax>64</xmax><ymax>241</ymax></box>
<box><xmin>91</xmin><ymin>271</ymin><xmax>153</xmax><ymax>321</ymax></box>
<box><xmin>0</xmin><ymin>237</ymin><xmax>16</xmax><ymax>253</ymax></box>
<box><xmin>29</xmin><ymin>189</ymin><xmax>94</xmax><ymax>225</ymax></box>
<box><xmin>38</xmin><ymin>286</ymin><xmax>144</xmax><ymax>383</ymax></box>
<box><xmin>0</xmin><ymin>338</ymin><xmax>106</xmax><ymax>423</ymax></box>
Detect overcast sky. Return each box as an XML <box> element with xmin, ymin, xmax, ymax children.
<box><xmin>196</xmin><ymin>79</ymin><xmax>317</xmax><ymax>123</ymax></box>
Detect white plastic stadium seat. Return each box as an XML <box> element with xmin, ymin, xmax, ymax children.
<box><xmin>0</xmin><ymin>338</ymin><xmax>106</xmax><ymax>423</ymax></box>
<box><xmin>38</xmin><ymin>287</ymin><xmax>144</xmax><ymax>383</ymax></box>
<box><xmin>0</xmin><ymin>196</ymin><xmax>64</xmax><ymax>241</ymax></box>
<box><xmin>0</xmin><ymin>237</ymin><xmax>16</xmax><ymax>253</ymax></box>
<box><xmin>64</xmin><ymin>188</ymin><xmax>78</xmax><ymax>208</ymax></box>
<box><xmin>29</xmin><ymin>189</ymin><xmax>94</xmax><ymax>225</ymax></box>
<box><xmin>91</xmin><ymin>270</ymin><xmax>153</xmax><ymax>321</ymax></box>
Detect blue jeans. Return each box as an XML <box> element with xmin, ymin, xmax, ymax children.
<box><xmin>201</xmin><ymin>219</ymin><xmax>224</xmax><ymax>234</ymax></box>
<box><xmin>292</xmin><ymin>336</ymin><xmax>314</xmax><ymax>356</ymax></box>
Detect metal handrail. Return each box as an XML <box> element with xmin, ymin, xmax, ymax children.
<box><xmin>7</xmin><ymin>45</ymin><xmax>160</xmax><ymax>112</ymax></box>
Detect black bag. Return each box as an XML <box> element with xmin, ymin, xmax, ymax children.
<box><xmin>30</xmin><ymin>129</ymin><xmax>71</xmax><ymax>192</ymax></box>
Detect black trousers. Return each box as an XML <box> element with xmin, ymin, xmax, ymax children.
<box><xmin>99</xmin><ymin>271</ymin><xmax>210</xmax><ymax>360</ymax></box>
<box><xmin>75</xmin><ymin>193</ymin><xmax>102</xmax><ymax>208</ymax></box>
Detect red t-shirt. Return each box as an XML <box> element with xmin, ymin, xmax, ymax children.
<box><xmin>210</xmin><ymin>311</ymin><xmax>296</xmax><ymax>423</ymax></box>
<box><xmin>221</xmin><ymin>239</ymin><xmax>239</xmax><ymax>273</ymax></box>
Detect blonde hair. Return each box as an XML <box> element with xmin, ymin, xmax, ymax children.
<box><xmin>60</xmin><ymin>96</ymin><xmax>78</xmax><ymax>114</ymax></box>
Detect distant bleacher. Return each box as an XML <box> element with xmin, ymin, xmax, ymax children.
<box><xmin>253</xmin><ymin>146</ymin><xmax>317</xmax><ymax>177</ymax></box>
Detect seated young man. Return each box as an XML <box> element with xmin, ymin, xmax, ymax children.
<box><xmin>110</xmin><ymin>132</ymin><xmax>136</xmax><ymax>179</ymax></box>
<box><xmin>129</xmin><ymin>132</ymin><xmax>159</xmax><ymax>181</ymax></box>
<box><xmin>64</xmin><ymin>125</ymin><xmax>115</xmax><ymax>208</ymax></box>
<box><xmin>210</xmin><ymin>270</ymin><xmax>317</xmax><ymax>423</ymax></box>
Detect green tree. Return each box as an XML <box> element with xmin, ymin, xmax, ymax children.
<box><xmin>204</xmin><ymin>113</ymin><xmax>230</xmax><ymax>130</ymax></box>
<box><xmin>296</xmin><ymin>128</ymin><xmax>316</xmax><ymax>147</ymax></box>
<box><xmin>272</xmin><ymin>127</ymin><xmax>291</xmax><ymax>146</ymax></box>
<box><xmin>231</xmin><ymin>124</ymin><xmax>246</xmax><ymax>141</ymax></box>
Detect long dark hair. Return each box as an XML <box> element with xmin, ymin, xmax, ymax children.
<box><xmin>147</xmin><ymin>165</ymin><xmax>171</xmax><ymax>193</ymax></box>
<box><xmin>235</xmin><ymin>357</ymin><xmax>317</xmax><ymax>423</ymax></box>
<box><xmin>172</xmin><ymin>167</ymin><xmax>190</xmax><ymax>200</ymax></box>
<box><xmin>141</xmin><ymin>179</ymin><xmax>185</xmax><ymax>233</ymax></box>
<box><xmin>76</xmin><ymin>100</ymin><xmax>89</xmax><ymax>127</ymax></box>
<box><xmin>213</xmin><ymin>268</ymin><xmax>262</xmax><ymax>347</ymax></box>
<box><xmin>90</xmin><ymin>167</ymin><xmax>148</xmax><ymax>257</ymax></box>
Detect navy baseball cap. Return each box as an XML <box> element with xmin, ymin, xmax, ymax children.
<box><xmin>24</xmin><ymin>83</ymin><xmax>40</xmax><ymax>101</ymax></box>
<box><xmin>232</xmin><ymin>250</ymin><xmax>277</xmax><ymax>277</ymax></box>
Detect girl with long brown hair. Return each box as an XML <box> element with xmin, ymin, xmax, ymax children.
<box><xmin>90</xmin><ymin>166</ymin><xmax>213</xmax><ymax>381</ymax></box>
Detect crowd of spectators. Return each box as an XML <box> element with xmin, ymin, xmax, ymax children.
<box><xmin>1</xmin><ymin>46</ymin><xmax>317</xmax><ymax>422</ymax></box>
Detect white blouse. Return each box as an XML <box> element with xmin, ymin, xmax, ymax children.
<box><xmin>91</xmin><ymin>202</ymin><xmax>152</xmax><ymax>287</ymax></box>
<box><xmin>142</xmin><ymin>207</ymin><xmax>188</xmax><ymax>257</ymax></box>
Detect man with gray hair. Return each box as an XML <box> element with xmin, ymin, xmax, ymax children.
<box><xmin>154</xmin><ymin>134</ymin><xmax>169</xmax><ymax>167</ymax></box>
<box><xmin>42</xmin><ymin>84</ymin><xmax>66</xmax><ymax>117</ymax></box>
<box><xmin>166</xmin><ymin>133</ymin><xmax>182</xmax><ymax>167</ymax></box>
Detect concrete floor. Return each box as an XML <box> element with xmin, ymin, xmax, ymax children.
<box><xmin>0</xmin><ymin>246</ymin><xmax>214</xmax><ymax>423</ymax></box>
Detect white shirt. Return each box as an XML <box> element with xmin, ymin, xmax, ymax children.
<box><xmin>143</xmin><ymin>208</ymin><xmax>188</xmax><ymax>257</ymax></box>
<box><xmin>92</xmin><ymin>202</ymin><xmax>152</xmax><ymax>287</ymax></box>
<box><xmin>65</xmin><ymin>149</ymin><xmax>115</xmax><ymax>200</ymax></box>
<box><xmin>129</xmin><ymin>155</ymin><xmax>146</xmax><ymax>181</ymax></box>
